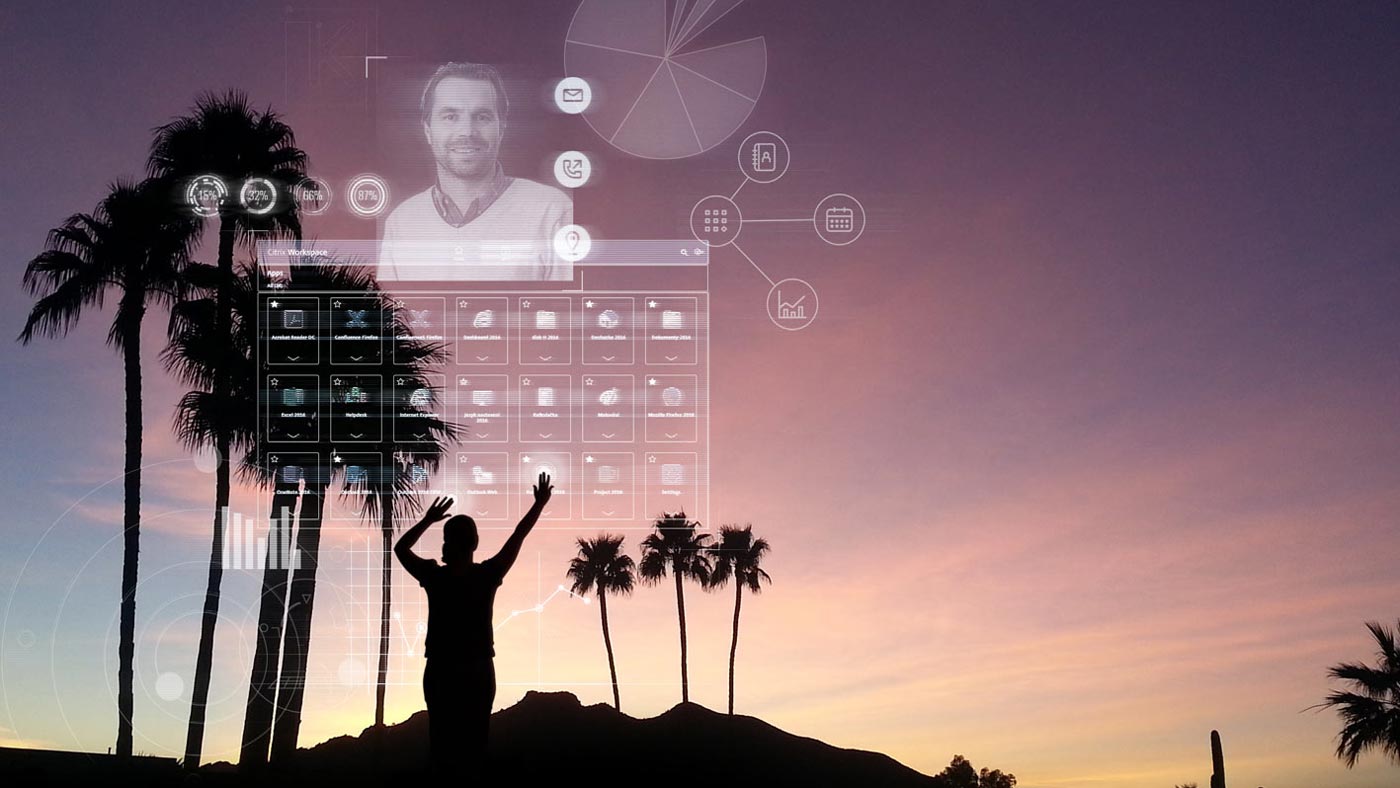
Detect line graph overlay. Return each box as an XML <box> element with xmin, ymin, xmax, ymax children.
<box><xmin>496</xmin><ymin>585</ymin><xmax>591</xmax><ymax>632</ymax></box>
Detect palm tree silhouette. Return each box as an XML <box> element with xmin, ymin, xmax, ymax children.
<box><xmin>566</xmin><ymin>534</ymin><xmax>636</xmax><ymax>711</ymax></box>
<box><xmin>1315</xmin><ymin>619</ymin><xmax>1400</xmax><ymax>767</ymax></box>
<box><xmin>345</xmin><ymin>305</ymin><xmax>457</xmax><ymax>729</ymax></box>
<box><xmin>147</xmin><ymin>88</ymin><xmax>306</xmax><ymax>771</ymax></box>
<box><xmin>162</xmin><ymin>259</ymin><xmax>311</xmax><ymax>761</ymax></box>
<box><xmin>639</xmin><ymin>511</ymin><xmax>714</xmax><ymax>704</ymax></box>
<box><xmin>163</xmin><ymin>262</ymin><xmax>258</xmax><ymax>479</ymax></box>
<box><xmin>707</xmin><ymin>524</ymin><xmax>771</xmax><ymax>715</ymax></box>
<box><xmin>173</xmin><ymin>254</ymin><xmax>377</xmax><ymax>770</ymax></box>
<box><xmin>17</xmin><ymin>177</ymin><xmax>196</xmax><ymax>758</ymax></box>
<box><xmin>163</xmin><ymin>258</ymin><xmax>302</xmax><ymax>770</ymax></box>
<box><xmin>269</xmin><ymin>260</ymin><xmax>382</xmax><ymax>763</ymax></box>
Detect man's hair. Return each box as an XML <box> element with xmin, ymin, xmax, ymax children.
<box><xmin>420</xmin><ymin>62</ymin><xmax>509</xmax><ymax>125</ymax></box>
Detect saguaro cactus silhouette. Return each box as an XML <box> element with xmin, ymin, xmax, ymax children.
<box><xmin>1210</xmin><ymin>729</ymin><xmax>1226</xmax><ymax>788</ymax></box>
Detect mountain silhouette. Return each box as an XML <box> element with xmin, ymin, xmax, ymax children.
<box><xmin>208</xmin><ymin>690</ymin><xmax>940</xmax><ymax>786</ymax></box>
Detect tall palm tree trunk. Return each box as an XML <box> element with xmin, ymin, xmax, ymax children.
<box><xmin>270</xmin><ymin>479</ymin><xmax>327</xmax><ymax>762</ymax></box>
<box><xmin>675</xmin><ymin>568</ymin><xmax>689</xmax><ymax>704</ymax></box>
<box><xmin>728</xmin><ymin>582</ymin><xmax>742</xmax><ymax>715</ymax></box>
<box><xmin>375</xmin><ymin>492</ymin><xmax>393</xmax><ymax>727</ymax></box>
<box><xmin>240</xmin><ymin>485</ymin><xmax>297</xmax><ymax>771</ymax></box>
<box><xmin>184</xmin><ymin>231</ymin><xmax>234</xmax><ymax>768</ymax></box>
<box><xmin>183</xmin><ymin>414</ymin><xmax>230</xmax><ymax>768</ymax></box>
<box><xmin>599</xmin><ymin>590</ymin><xmax>620</xmax><ymax>711</ymax></box>
<box><xmin>115</xmin><ymin>311</ymin><xmax>143</xmax><ymax>758</ymax></box>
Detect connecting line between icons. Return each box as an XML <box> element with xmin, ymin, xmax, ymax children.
<box><xmin>730</xmin><ymin>241</ymin><xmax>775</xmax><ymax>287</ymax></box>
<box><xmin>495</xmin><ymin>585</ymin><xmax>590</xmax><ymax>632</ymax></box>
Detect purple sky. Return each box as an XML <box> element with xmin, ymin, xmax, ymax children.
<box><xmin>3</xmin><ymin>2</ymin><xmax>1400</xmax><ymax>785</ymax></box>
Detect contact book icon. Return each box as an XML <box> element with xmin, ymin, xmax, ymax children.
<box><xmin>752</xmin><ymin>142</ymin><xmax>776</xmax><ymax>172</ymax></box>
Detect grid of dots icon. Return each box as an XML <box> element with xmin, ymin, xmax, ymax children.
<box><xmin>703</xmin><ymin>208</ymin><xmax>729</xmax><ymax>233</ymax></box>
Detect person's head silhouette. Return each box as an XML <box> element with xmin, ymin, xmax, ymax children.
<box><xmin>442</xmin><ymin>514</ymin><xmax>478</xmax><ymax>565</ymax></box>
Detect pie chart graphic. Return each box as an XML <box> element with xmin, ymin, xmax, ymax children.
<box><xmin>564</xmin><ymin>0</ymin><xmax>766</xmax><ymax>159</ymax></box>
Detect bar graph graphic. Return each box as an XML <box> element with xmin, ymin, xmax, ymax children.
<box><xmin>221</xmin><ymin>506</ymin><xmax>302</xmax><ymax>571</ymax></box>
<box><xmin>776</xmin><ymin>291</ymin><xmax>806</xmax><ymax>320</ymax></box>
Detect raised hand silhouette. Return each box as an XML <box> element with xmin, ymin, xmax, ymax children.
<box><xmin>533</xmin><ymin>471</ymin><xmax>553</xmax><ymax>504</ymax></box>
<box><xmin>422</xmin><ymin>495</ymin><xmax>454</xmax><ymax>524</ymax></box>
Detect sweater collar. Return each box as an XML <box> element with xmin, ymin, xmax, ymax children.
<box><xmin>431</xmin><ymin>163</ymin><xmax>512</xmax><ymax>227</ymax></box>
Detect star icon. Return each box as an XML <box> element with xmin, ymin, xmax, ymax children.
<box><xmin>333</xmin><ymin>455</ymin><xmax>342</xmax><ymax>463</ymax></box>
<box><xmin>584</xmin><ymin>377</ymin><xmax>594</xmax><ymax>386</ymax></box>
<box><xmin>585</xmin><ymin>300</ymin><xmax>595</xmax><ymax>308</ymax></box>
<box><xmin>585</xmin><ymin>455</ymin><xmax>594</xmax><ymax>463</ymax></box>
<box><xmin>522</xmin><ymin>455</ymin><xmax>532</xmax><ymax>463</ymax></box>
<box><xmin>521</xmin><ymin>377</ymin><xmax>531</xmax><ymax>386</ymax></box>
<box><xmin>521</xmin><ymin>299</ymin><xmax>531</xmax><ymax>309</ymax></box>
<box><xmin>648</xmin><ymin>300</ymin><xmax>658</xmax><ymax>308</ymax></box>
<box><xmin>333</xmin><ymin>300</ymin><xmax>342</xmax><ymax>308</ymax></box>
<box><xmin>269</xmin><ymin>300</ymin><xmax>280</xmax><ymax>308</ymax></box>
<box><xmin>649</xmin><ymin>378</ymin><xmax>658</xmax><ymax>386</ymax></box>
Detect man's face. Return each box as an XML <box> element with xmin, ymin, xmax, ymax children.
<box><xmin>424</xmin><ymin>76</ymin><xmax>503</xmax><ymax>180</ymax></box>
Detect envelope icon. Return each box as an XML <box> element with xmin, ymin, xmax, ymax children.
<box><xmin>561</xmin><ymin>88</ymin><xmax>585</xmax><ymax>103</ymax></box>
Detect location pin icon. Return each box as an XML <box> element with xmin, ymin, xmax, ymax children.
<box><xmin>566</xmin><ymin>229</ymin><xmax>580</xmax><ymax>252</ymax></box>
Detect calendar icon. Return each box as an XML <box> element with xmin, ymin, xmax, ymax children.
<box><xmin>824</xmin><ymin>206</ymin><xmax>854</xmax><ymax>233</ymax></box>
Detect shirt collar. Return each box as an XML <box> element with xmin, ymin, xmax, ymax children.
<box><xmin>431</xmin><ymin>163</ymin><xmax>512</xmax><ymax>227</ymax></box>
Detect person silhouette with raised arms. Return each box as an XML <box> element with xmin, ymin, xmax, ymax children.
<box><xmin>394</xmin><ymin>470</ymin><xmax>553</xmax><ymax>778</ymax></box>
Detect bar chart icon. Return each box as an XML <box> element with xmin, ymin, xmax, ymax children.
<box><xmin>777</xmin><ymin>292</ymin><xmax>806</xmax><ymax>320</ymax></box>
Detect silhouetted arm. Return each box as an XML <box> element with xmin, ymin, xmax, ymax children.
<box><xmin>490</xmin><ymin>472</ymin><xmax>552</xmax><ymax>577</ymax></box>
<box><xmin>395</xmin><ymin>495</ymin><xmax>453</xmax><ymax>583</ymax></box>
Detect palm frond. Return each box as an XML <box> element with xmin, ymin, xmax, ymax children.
<box><xmin>1320</xmin><ymin>620</ymin><xmax>1400</xmax><ymax>768</ymax></box>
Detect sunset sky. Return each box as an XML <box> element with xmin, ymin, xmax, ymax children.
<box><xmin>4</xmin><ymin>2</ymin><xmax>1400</xmax><ymax>786</ymax></box>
